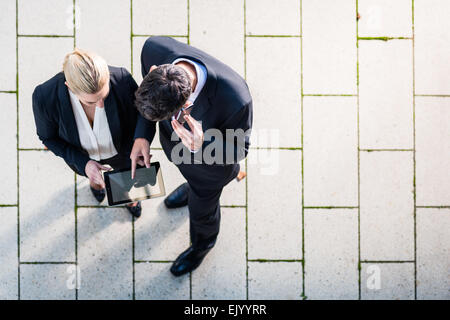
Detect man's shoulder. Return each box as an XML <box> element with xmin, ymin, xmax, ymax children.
<box><xmin>143</xmin><ymin>36</ymin><xmax>180</xmax><ymax>53</ymax></box>
<box><xmin>214</xmin><ymin>70</ymin><xmax>252</xmax><ymax>111</ymax></box>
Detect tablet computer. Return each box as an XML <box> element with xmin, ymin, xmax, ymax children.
<box><xmin>103</xmin><ymin>162</ymin><xmax>166</xmax><ymax>206</ymax></box>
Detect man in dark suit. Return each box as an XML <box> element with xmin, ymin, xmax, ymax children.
<box><xmin>130</xmin><ymin>36</ymin><xmax>253</xmax><ymax>276</ymax></box>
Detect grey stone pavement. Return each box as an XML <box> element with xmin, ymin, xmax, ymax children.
<box><xmin>0</xmin><ymin>0</ymin><xmax>449</xmax><ymax>300</ymax></box>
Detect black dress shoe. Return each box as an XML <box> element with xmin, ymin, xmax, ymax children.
<box><xmin>90</xmin><ymin>186</ymin><xmax>105</xmax><ymax>202</ymax></box>
<box><xmin>164</xmin><ymin>183</ymin><xmax>189</xmax><ymax>209</ymax></box>
<box><xmin>170</xmin><ymin>246</ymin><xmax>211</xmax><ymax>277</ymax></box>
<box><xmin>126</xmin><ymin>201</ymin><xmax>142</xmax><ymax>218</ymax></box>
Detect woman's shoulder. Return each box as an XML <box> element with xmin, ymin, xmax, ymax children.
<box><xmin>33</xmin><ymin>72</ymin><xmax>65</xmax><ymax>103</ymax></box>
<box><xmin>108</xmin><ymin>65</ymin><xmax>136</xmax><ymax>91</ymax></box>
<box><xmin>108</xmin><ymin>65</ymin><xmax>132</xmax><ymax>80</ymax></box>
<box><xmin>34</xmin><ymin>72</ymin><xmax>64</xmax><ymax>94</ymax></box>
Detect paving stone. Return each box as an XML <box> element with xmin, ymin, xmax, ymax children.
<box><xmin>190</xmin><ymin>0</ymin><xmax>244</xmax><ymax>77</ymax></box>
<box><xmin>134</xmin><ymin>200</ymin><xmax>188</xmax><ymax>262</ymax></box>
<box><xmin>0</xmin><ymin>207</ymin><xmax>18</xmax><ymax>300</ymax></box>
<box><xmin>303</xmin><ymin>96</ymin><xmax>358</xmax><ymax>206</ymax></box>
<box><xmin>360</xmin><ymin>151</ymin><xmax>414</xmax><ymax>260</ymax></box>
<box><xmin>77</xmin><ymin>207</ymin><xmax>132</xmax><ymax>300</ymax></box>
<box><xmin>358</xmin><ymin>0</ymin><xmax>412</xmax><ymax>37</ymax></box>
<box><xmin>416</xmin><ymin>97</ymin><xmax>450</xmax><ymax>206</ymax></box>
<box><xmin>131</xmin><ymin>36</ymin><xmax>147</xmax><ymax>85</ymax></box>
<box><xmin>248</xmin><ymin>262</ymin><xmax>303</xmax><ymax>300</ymax></box>
<box><xmin>76</xmin><ymin>0</ymin><xmax>131</xmax><ymax>71</ymax></box>
<box><xmin>361</xmin><ymin>263</ymin><xmax>415</xmax><ymax>300</ymax></box>
<box><xmin>18</xmin><ymin>37</ymin><xmax>73</xmax><ymax>149</ymax></box>
<box><xmin>246</xmin><ymin>37</ymin><xmax>301</xmax><ymax>148</ymax></box>
<box><xmin>248</xmin><ymin>149</ymin><xmax>302</xmax><ymax>260</ymax></box>
<box><xmin>0</xmin><ymin>0</ymin><xmax>16</xmax><ymax>91</ymax></box>
<box><xmin>304</xmin><ymin>209</ymin><xmax>358</xmax><ymax>300</ymax></box>
<box><xmin>302</xmin><ymin>0</ymin><xmax>356</xmax><ymax>94</ymax></box>
<box><xmin>192</xmin><ymin>208</ymin><xmax>246</xmax><ymax>299</ymax></box>
<box><xmin>132</xmin><ymin>0</ymin><xmax>188</xmax><ymax>36</ymax></box>
<box><xmin>135</xmin><ymin>262</ymin><xmax>190</xmax><ymax>299</ymax></box>
<box><xmin>20</xmin><ymin>264</ymin><xmax>76</xmax><ymax>300</ymax></box>
<box><xmin>19</xmin><ymin>151</ymin><xmax>75</xmax><ymax>262</ymax></box>
<box><xmin>132</xmin><ymin>36</ymin><xmax>188</xmax><ymax>85</ymax></box>
<box><xmin>18</xmin><ymin>0</ymin><xmax>73</xmax><ymax>35</ymax></box>
<box><xmin>417</xmin><ymin>208</ymin><xmax>450</xmax><ymax>300</ymax></box>
<box><xmin>415</xmin><ymin>0</ymin><xmax>450</xmax><ymax>94</ymax></box>
<box><xmin>0</xmin><ymin>93</ymin><xmax>17</xmax><ymax>205</ymax></box>
<box><xmin>359</xmin><ymin>40</ymin><xmax>413</xmax><ymax>149</ymax></box>
<box><xmin>246</xmin><ymin>0</ymin><xmax>300</xmax><ymax>36</ymax></box>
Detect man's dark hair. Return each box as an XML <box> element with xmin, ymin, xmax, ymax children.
<box><xmin>135</xmin><ymin>64</ymin><xmax>192</xmax><ymax>121</ymax></box>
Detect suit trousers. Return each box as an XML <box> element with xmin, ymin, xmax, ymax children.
<box><xmin>176</xmin><ymin>161</ymin><xmax>240</xmax><ymax>251</ymax></box>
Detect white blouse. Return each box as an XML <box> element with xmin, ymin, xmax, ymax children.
<box><xmin>68</xmin><ymin>89</ymin><xmax>118</xmax><ymax>161</ymax></box>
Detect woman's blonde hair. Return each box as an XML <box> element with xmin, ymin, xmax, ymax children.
<box><xmin>63</xmin><ymin>48</ymin><xmax>109</xmax><ymax>95</ymax></box>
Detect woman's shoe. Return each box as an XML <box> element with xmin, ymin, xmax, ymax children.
<box><xmin>126</xmin><ymin>201</ymin><xmax>142</xmax><ymax>218</ymax></box>
<box><xmin>90</xmin><ymin>186</ymin><xmax>106</xmax><ymax>202</ymax></box>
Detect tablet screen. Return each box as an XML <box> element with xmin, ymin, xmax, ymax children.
<box><xmin>104</xmin><ymin>162</ymin><xmax>165</xmax><ymax>206</ymax></box>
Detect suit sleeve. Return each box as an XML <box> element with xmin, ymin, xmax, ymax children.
<box><xmin>133</xmin><ymin>112</ymin><xmax>157</xmax><ymax>143</ymax></box>
<box><xmin>195</xmin><ymin>100</ymin><xmax>253</xmax><ymax>165</ymax></box>
<box><xmin>32</xmin><ymin>86</ymin><xmax>91</xmax><ymax>176</ymax></box>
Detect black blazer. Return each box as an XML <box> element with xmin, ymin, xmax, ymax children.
<box><xmin>134</xmin><ymin>36</ymin><xmax>253</xmax><ymax>187</ymax></box>
<box><xmin>32</xmin><ymin>66</ymin><xmax>139</xmax><ymax>176</ymax></box>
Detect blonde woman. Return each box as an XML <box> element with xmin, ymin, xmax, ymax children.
<box><xmin>32</xmin><ymin>49</ymin><xmax>142</xmax><ymax>217</ymax></box>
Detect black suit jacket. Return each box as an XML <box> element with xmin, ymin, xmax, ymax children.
<box><xmin>32</xmin><ymin>66</ymin><xmax>139</xmax><ymax>176</ymax></box>
<box><xmin>134</xmin><ymin>36</ymin><xmax>253</xmax><ymax>187</ymax></box>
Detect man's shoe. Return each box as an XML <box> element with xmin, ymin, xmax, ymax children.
<box><xmin>126</xmin><ymin>201</ymin><xmax>142</xmax><ymax>218</ymax></box>
<box><xmin>90</xmin><ymin>186</ymin><xmax>105</xmax><ymax>202</ymax></box>
<box><xmin>164</xmin><ymin>183</ymin><xmax>189</xmax><ymax>209</ymax></box>
<box><xmin>170</xmin><ymin>246</ymin><xmax>211</xmax><ymax>277</ymax></box>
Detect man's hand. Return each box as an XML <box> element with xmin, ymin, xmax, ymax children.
<box><xmin>130</xmin><ymin>138</ymin><xmax>152</xmax><ymax>179</ymax></box>
<box><xmin>85</xmin><ymin>160</ymin><xmax>111</xmax><ymax>189</ymax></box>
<box><xmin>171</xmin><ymin>114</ymin><xmax>204</xmax><ymax>152</ymax></box>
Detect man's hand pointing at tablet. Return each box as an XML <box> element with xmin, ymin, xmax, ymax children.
<box><xmin>130</xmin><ymin>138</ymin><xmax>152</xmax><ymax>179</ymax></box>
